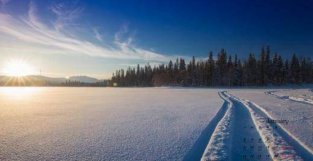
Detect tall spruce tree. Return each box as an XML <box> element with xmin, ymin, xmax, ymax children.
<box><xmin>216</xmin><ymin>49</ymin><xmax>227</xmax><ymax>85</ymax></box>
<box><xmin>245</xmin><ymin>53</ymin><xmax>257</xmax><ymax>85</ymax></box>
<box><xmin>208</xmin><ymin>52</ymin><xmax>215</xmax><ymax>86</ymax></box>
<box><xmin>290</xmin><ymin>54</ymin><xmax>301</xmax><ymax>83</ymax></box>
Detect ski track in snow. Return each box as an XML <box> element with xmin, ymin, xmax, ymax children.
<box><xmin>202</xmin><ymin>92</ymin><xmax>271</xmax><ymax>161</ymax></box>
<box><xmin>201</xmin><ymin>91</ymin><xmax>313</xmax><ymax>161</ymax></box>
<box><xmin>201</xmin><ymin>92</ymin><xmax>233</xmax><ymax>161</ymax></box>
<box><xmin>265</xmin><ymin>90</ymin><xmax>313</xmax><ymax>106</ymax></box>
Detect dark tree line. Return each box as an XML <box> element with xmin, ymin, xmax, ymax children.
<box><xmin>110</xmin><ymin>47</ymin><xmax>313</xmax><ymax>87</ymax></box>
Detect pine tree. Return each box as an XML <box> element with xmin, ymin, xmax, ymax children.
<box><xmin>245</xmin><ymin>53</ymin><xmax>257</xmax><ymax>85</ymax></box>
<box><xmin>179</xmin><ymin>58</ymin><xmax>186</xmax><ymax>84</ymax></box>
<box><xmin>277</xmin><ymin>55</ymin><xmax>284</xmax><ymax>84</ymax></box>
<box><xmin>235</xmin><ymin>60</ymin><xmax>244</xmax><ymax>86</ymax></box>
<box><xmin>290</xmin><ymin>54</ymin><xmax>301</xmax><ymax>83</ymax></box>
<box><xmin>258</xmin><ymin>47</ymin><xmax>267</xmax><ymax>85</ymax></box>
<box><xmin>208</xmin><ymin>52</ymin><xmax>215</xmax><ymax>86</ymax></box>
<box><xmin>265</xmin><ymin>46</ymin><xmax>271</xmax><ymax>84</ymax></box>
<box><xmin>300</xmin><ymin>57</ymin><xmax>312</xmax><ymax>83</ymax></box>
<box><xmin>272</xmin><ymin>53</ymin><xmax>279</xmax><ymax>84</ymax></box>
<box><xmin>179</xmin><ymin>58</ymin><xmax>186</xmax><ymax>71</ymax></box>
<box><xmin>227</xmin><ymin>55</ymin><xmax>234</xmax><ymax>86</ymax></box>
<box><xmin>216</xmin><ymin>49</ymin><xmax>227</xmax><ymax>85</ymax></box>
<box><xmin>283</xmin><ymin>60</ymin><xmax>289</xmax><ymax>83</ymax></box>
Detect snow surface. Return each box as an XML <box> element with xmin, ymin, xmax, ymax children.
<box><xmin>2</xmin><ymin>87</ymin><xmax>313</xmax><ymax>161</ymax></box>
<box><xmin>0</xmin><ymin>87</ymin><xmax>223</xmax><ymax>161</ymax></box>
<box><xmin>201</xmin><ymin>92</ymin><xmax>233</xmax><ymax>161</ymax></box>
<box><xmin>230</xmin><ymin>89</ymin><xmax>313</xmax><ymax>152</ymax></box>
<box><xmin>202</xmin><ymin>90</ymin><xmax>312</xmax><ymax>161</ymax></box>
<box><xmin>266</xmin><ymin>89</ymin><xmax>313</xmax><ymax>105</ymax></box>
<box><xmin>228</xmin><ymin>93</ymin><xmax>304</xmax><ymax>161</ymax></box>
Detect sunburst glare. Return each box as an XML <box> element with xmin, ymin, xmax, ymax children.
<box><xmin>2</xmin><ymin>59</ymin><xmax>35</xmax><ymax>77</ymax></box>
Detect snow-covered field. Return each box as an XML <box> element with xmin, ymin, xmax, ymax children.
<box><xmin>1</xmin><ymin>87</ymin><xmax>313</xmax><ymax>161</ymax></box>
<box><xmin>0</xmin><ymin>87</ymin><xmax>223</xmax><ymax>161</ymax></box>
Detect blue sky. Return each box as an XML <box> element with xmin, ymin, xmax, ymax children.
<box><xmin>0</xmin><ymin>0</ymin><xmax>313</xmax><ymax>78</ymax></box>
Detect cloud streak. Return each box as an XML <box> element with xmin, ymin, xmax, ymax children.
<box><xmin>50</xmin><ymin>1</ymin><xmax>83</xmax><ymax>31</ymax></box>
<box><xmin>0</xmin><ymin>1</ymin><xmax>176</xmax><ymax>62</ymax></box>
<box><xmin>93</xmin><ymin>28</ymin><xmax>103</xmax><ymax>42</ymax></box>
<box><xmin>0</xmin><ymin>0</ymin><xmax>10</xmax><ymax>5</ymax></box>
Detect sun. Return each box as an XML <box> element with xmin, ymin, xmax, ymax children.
<box><xmin>2</xmin><ymin>59</ymin><xmax>35</xmax><ymax>77</ymax></box>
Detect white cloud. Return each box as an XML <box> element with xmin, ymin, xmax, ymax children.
<box><xmin>0</xmin><ymin>1</ymin><xmax>177</xmax><ymax>62</ymax></box>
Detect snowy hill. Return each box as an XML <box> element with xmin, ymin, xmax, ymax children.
<box><xmin>68</xmin><ymin>76</ymin><xmax>99</xmax><ymax>83</ymax></box>
<box><xmin>0</xmin><ymin>75</ymin><xmax>100</xmax><ymax>86</ymax></box>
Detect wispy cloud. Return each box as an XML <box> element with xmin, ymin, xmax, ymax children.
<box><xmin>0</xmin><ymin>1</ymin><xmax>177</xmax><ymax>62</ymax></box>
<box><xmin>50</xmin><ymin>1</ymin><xmax>83</xmax><ymax>31</ymax></box>
<box><xmin>93</xmin><ymin>28</ymin><xmax>103</xmax><ymax>42</ymax></box>
<box><xmin>0</xmin><ymin>0</ymin><xmax>10</xmax><ymax>5</ymax></box>
<box><xmin>113</xmin><ymin>25</ymin><xmax>175</xmax><ymax>62</ymax></box>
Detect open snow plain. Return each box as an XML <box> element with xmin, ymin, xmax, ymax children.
<box><xmin>0</xmin><ymin>87</ymin><xmax>223</xmax><ymax>161</ymax></box>
<box><xmin>1</xmin><ymin>87</ymin><xmax>313</xmax><ymax>161</ymax></box>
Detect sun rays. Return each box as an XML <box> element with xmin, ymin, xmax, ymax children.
<box><xmin>2</xmin><ymin>59</ymin><xmax>35</xmax><ymax>77</ymax></box>
<box><xmin>0</xmin><ymin>59</ymin><xmax>39</xmax><ymax>86</ymax></box>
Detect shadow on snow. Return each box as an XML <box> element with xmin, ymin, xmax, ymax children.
<box><xmin>183</xmin><ymin>101</ymin><xmax>228</xmax><ymax>161</ymax></box>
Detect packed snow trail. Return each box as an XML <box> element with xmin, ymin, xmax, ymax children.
<box><xmin>232</xmin><ymin>89</ymin><xmax>313</xmax><ymax>151</ymax></box>
<box><xmin>227</xmin><ymin>93</ymin><xmax>271</xmax><ymax>161</ymax></box>
<box><xmin>229</xmin><ymin>92</ymin><xmax>313</xmax><ymax>160</ymax></box>
<box><xmin>202</xmin><ymin>92</ymin><xmax>271</xmax><ymax>161</ymax></box>
<box><xmin>228</xmin><ymin>94</ymin><xmax>304</xmax><ymax>161</ymax></box>
<box><xmin>200</xmin><ymin>92</ymin><xmax>233</xmax><ymax>161</ymax></box>
<box><xmin>246</xmin><ymin>101</ymin><xmax>313</xmax><ymax>161</ymax></box>
<box><xmin>201</xmin><ymin>91</ymin><xmax>313</xmax><ymax>161</ymax></box>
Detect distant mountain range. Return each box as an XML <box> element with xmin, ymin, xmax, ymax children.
<box><xmin>67</xmin><ymin>76</ymin><xmax>100</xmax><ymax>83</ymax></box>
<box><xmin>0</xmin><ymin>75</ymin><xmax>102</xmax><ymax>86</ymax></box>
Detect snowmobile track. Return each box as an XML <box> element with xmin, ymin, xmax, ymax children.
<box><xmin>202</xmin><ymin>92</ymin><xmax>271</xmax><ymax>161</ymax></box>
<box><xmin>201</xmin><ymin>91</ymin><xmax>312</xmax><ymax>161</ymax></box>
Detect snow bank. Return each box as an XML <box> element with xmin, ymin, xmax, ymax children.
<box><xmin>289</xmin><ymin>96</ymin><xmax>313</xmax><ymax>105</ymax></box>
<box><xmin>266</xmin><ymin>89</ymin><xmax>313</xmax><ymax>105</ymax></box>
<box><xmin>201</xmin><ymin>92</ymin><xmax>233</xmax><ymax>161</ymax></box>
